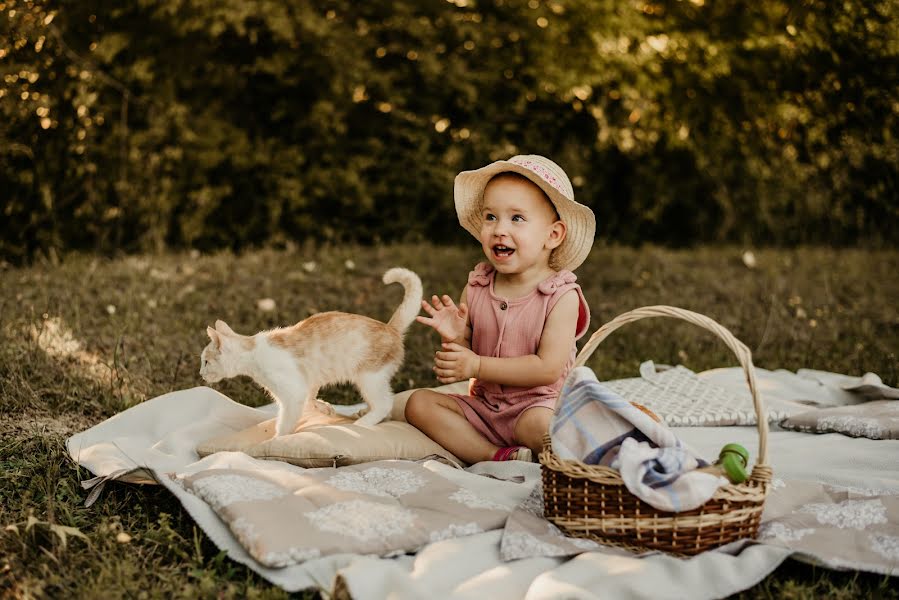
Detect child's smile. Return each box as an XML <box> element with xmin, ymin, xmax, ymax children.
<box><xmin>492</xmin><ymin>244</ymin><xmax>515</xmax><ymax>259</ymax></box>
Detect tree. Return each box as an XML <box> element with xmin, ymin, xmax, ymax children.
<box><xmin>2</xmin><ymin>0</ymin><xmax>896</xmax><ymax>262</ymax></box>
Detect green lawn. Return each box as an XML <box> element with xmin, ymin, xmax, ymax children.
<box><xmin>2</xmin><ymin>244</ymin><xmax>897</xmax><ymax>598</ymax></box>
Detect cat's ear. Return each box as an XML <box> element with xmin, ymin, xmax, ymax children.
<box><xmin>215</xmin><ymin>320</ymin><xmax>235</xmax><ymax>335</ymax></box>
<box><xmin>207</xmin><ymin>326</ymin><xmax>221</xmax><ymax>346</ymax></box>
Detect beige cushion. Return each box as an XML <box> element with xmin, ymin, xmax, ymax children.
<box><xmin>197</xmin><ymin>383</ymin><xmax>469</xmax><ymax>468</ymax></box>
<box><xmin>196</xmin><ymin>417</ymin><xmax>461</xmax><ymax>468</ymax></box>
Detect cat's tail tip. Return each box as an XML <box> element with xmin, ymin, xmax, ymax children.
<box><xmin>383</xmin><ymin>267</ymin><xmax>423</xmax><ymax>333</ymax></box>
<box><xmin>382</xmin><ymin>267</ymin><xmax>417</xmax><ymax>284</ymax></box>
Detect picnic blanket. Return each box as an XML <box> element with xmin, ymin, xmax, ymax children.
<box><xmin>67</xmin><ymin>366</ymin><xmax>899</xmax><ymax>598</ymax></box>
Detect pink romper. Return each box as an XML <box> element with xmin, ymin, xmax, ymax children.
<box><xmin>450</xmin><ymin>262</ymin><xmax>590</xmax><ymax>447</ymax></box>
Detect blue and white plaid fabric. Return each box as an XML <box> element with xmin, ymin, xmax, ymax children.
<box><xmin>550</xmin><ymin>367</ymin><xmax>728</xmax><ymax>512</ymax></box>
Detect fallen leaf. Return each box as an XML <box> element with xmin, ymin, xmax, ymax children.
<box><xmin>50</xmin><ymin>524</ymin><xmax>89</xmax><ymax>550</ymax></box>
<box><xmin>176</xmin><ymin>284</ymin><xmax>197</xmax><ymax>300</ymax></box>
<box><xmin>25</xmin><ymin>516</ymin><xmax>39</xmax><ymax>532</ymax></box>
<box><xmin>257</xmin><ymin>298</ymin><xmax>277</xmax><ymax>312</ymax></box>
<box><xmin>149</xmin><ymin>268</ymin><xmax>172</xmax><ymax>281</ymax></box>
<box><xmin>742</xmin><ymin>250</ymin><xmax>757</xmax><ymax>269</ymax></box>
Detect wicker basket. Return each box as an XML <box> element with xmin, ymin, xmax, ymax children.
<box><xmin>540</xmin><ymin>305</ymin><xmax>773</xmax><ymax>556</ymax></box>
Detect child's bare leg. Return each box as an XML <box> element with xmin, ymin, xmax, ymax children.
<box><xmin>513</xmin><ymin>406</ymin><xmax>553</xmax><ymax>456</ymax></box>
<box><xmin>405</xmin><ymin>389</ymin><xmax>498</xmax><ymax>464</ymax></box>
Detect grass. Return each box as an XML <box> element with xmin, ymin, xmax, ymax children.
<box><xmin>1</xmin><ymin>243</ymin><xmax>897</xmax><ymax>598</ymax></box>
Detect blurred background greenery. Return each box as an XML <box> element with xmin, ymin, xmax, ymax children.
<box><xmin>2</xmin><ymin>0</ymin><xmax>897</xmax><ymax>263</ymax></box>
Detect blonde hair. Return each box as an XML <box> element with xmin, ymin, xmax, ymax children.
<box><xmin>483</xmin><ymin>172</ymin><xmax>560</xmax><ymax>219</ymax></box>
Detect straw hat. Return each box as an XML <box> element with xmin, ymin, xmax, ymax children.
<box><xmin>454</xmin><ymin>155</ymin><xmax>596</xmax><ymax>272</ymax></box>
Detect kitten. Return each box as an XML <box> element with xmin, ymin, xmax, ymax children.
<box><xmin>199</xmin><ymin>267</ymin><xmax>422</xmax><ymax>436</ymax></box>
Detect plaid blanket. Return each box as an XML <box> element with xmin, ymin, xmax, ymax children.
<box><xmin>550</xmin><ymin>367</ymin><xmax>728</xmax><ymax>512</ymax></box>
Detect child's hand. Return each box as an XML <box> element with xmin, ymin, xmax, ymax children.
<box><xmin>433</xmin><ymin>342</ymin><xmax>481</xmax><ymax>384</ymax></box>
<box><xmin>416</xmin><ymin>295</ymin><xmax>469</xmax><ymax>343</ymax></box>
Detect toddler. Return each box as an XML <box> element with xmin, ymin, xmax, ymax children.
<box><xmin>406</xmin><ymin>155</ymin><xmax>596</xmax><ymax>463</ymax></box>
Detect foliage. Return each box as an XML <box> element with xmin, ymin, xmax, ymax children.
<box><xmin>1</xmin><ymin>0</ymin><xmax>897</xmax><ymax>262</ymax></box>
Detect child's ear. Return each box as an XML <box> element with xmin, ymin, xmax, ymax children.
<box><xmin>215</xmin><ymin>320</ymin><xmax>235</xmax><ymax>335</ymax></box>
<box><xmin>207</xmin><ymin>326</ymin><xmax>221</xmax><ymax>346</ymax></box>
<box><xmin>546</xmin><ymin>220</ymin><xmax>567</xmax><ymax>250</ymax></box>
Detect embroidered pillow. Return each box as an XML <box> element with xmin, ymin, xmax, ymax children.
<box><xmin>175</xmin><ymin>460</ymin><xmax>512</xmax><ymax>567</ymax></box>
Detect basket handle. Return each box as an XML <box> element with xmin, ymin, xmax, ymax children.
<box><xmin>575</xmin><ymin>305</ymin><xmax>768</xmax><ymax>466</ymax></box>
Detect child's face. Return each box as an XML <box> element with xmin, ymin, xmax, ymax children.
<box><xmin>479</xmin><ymin>174</ymin><xmax>566</xmax><ymax>276</ymax></box>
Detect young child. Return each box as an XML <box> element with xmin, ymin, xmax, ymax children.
<box><xmin>405</xmin><ymin>155</ymin><xmax>596</xmax><ymax>463</ymax></box>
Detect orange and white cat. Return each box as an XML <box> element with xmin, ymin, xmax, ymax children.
<box><xmin>200</xmin><ymin>267</ymin><xmax>422</xmax><ymax>436</ymax></box>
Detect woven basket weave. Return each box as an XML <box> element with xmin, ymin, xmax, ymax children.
<box><xmin>540</xmin><ymin>305</ymin><xmax>773</xmax><ymax>555</ymax></box>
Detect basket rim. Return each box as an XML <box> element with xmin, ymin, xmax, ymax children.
<box><xmin>571</xmin><ymin>305</ymin><xmax>769</xmax><ymax>466</ymax></box>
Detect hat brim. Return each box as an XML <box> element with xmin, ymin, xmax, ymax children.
<box><xmin>454</xmin><ymin>161</ymin><xmax>596</xmax><ymax>272</ymax></box>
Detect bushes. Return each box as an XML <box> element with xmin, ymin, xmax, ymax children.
<box><xmin>1</xmin><ymin>0</ymin><xmax>897</xmax><ymax>262</ymax></box>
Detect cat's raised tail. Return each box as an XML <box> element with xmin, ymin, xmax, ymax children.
<box><xmin>383</xmin><ymin>267</ymin><xmax>423</xmax><ymax>334</ymax></box>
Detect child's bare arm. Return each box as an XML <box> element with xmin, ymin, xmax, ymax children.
<box><xmin>416</xmin><ymin>286</ymin><xmax>472</xmax><ymax>347</ymax></box>
<box><xmin>434</xmin><ymin>290</ymin><xmax>579</xmax><ymax>386</ymax></box>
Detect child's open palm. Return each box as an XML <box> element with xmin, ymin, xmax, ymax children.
<box><xmin>416</xmin><ymin>295</ymin><xmax>469</xmax><ymax>343</ymax></box>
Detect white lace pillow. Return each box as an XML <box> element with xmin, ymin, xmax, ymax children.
<box><xmin>603</xmin><ymin>361</ymin><xmax>789</xmax><ymax>426</ymax></box>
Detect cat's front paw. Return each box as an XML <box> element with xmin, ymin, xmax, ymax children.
<box><xmin>274</xmin><ymin>420</ymin><xmax>297</xmax><ymax>437</ymax></box>
<box><xmin>355</xmin><ymin>407</ymin><xmax>389</xmax><ymax>427</ymax></box>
